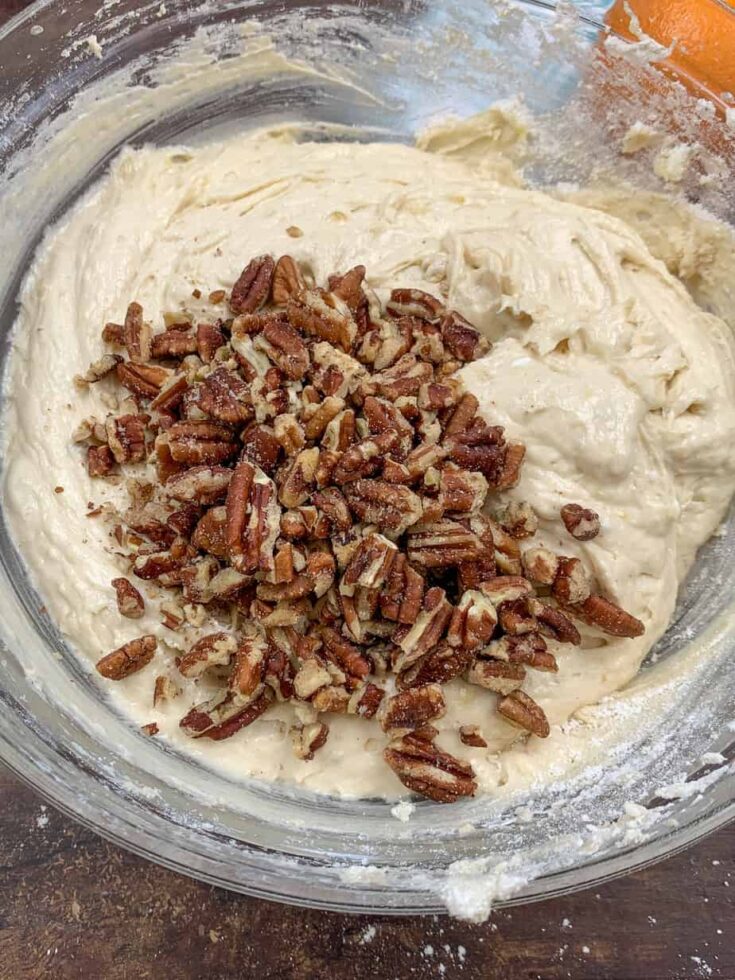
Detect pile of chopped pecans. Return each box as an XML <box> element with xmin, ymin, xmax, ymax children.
<box><xmin>79</xmin><ymin>255</ymin><xmax>644</xmax><ymax>803</ymax></box>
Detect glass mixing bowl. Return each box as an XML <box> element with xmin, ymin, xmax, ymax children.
<box><xmin>0</xmin><ymin>0</ymin><xmax>733</xmax><ymax>918</ymax></box>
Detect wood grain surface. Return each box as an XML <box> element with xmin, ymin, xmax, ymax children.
<box><xmin>0</xmin><ymin>2</ymin><xmax>733</xmax><ymax>978</ymax></box>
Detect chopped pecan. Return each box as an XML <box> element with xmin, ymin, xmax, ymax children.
<box><xmin>386</xmin><ymin>288</ymin><xmax>443</xmax><ymax>321</ymax></box>
<box><xmin>497</xmin><ymin>690</ymin><xmax>550</xmax><ymax>738</ymax></box>
<box><xmin>290</xmin><ymin>721</ymin><xmax>329</xmax><ymax>760</ymax></box>
<box><xmin>505</xmin><ymin>633</ymin><xmax>558</xmax><ymax>672</ymax></box>
<box><xmin>358</xmin><ymin>317</ymin><xmax>413</xmax><ymax>371</ymax></box>
<box><xmin>479</xmin><ymin>576</ymin><xmax>534</xmax><ymax>606</ymax></box>
<box><xmin>302</xmin><ymin>396</ymin><xmax>345</xmax><ymax>442</ymax></box>
<box><xmin>287</xmin><ymin>291</ymin><xmax>355</xmax><ymax>352</ymax></box>
<box><xmin>321</xmin><ymin>409</ymin><xmax>357</xmax><ymax>453</ymax></box>
<box><xmin>116</xmin><ymin>361</ymin><xmax>169</xmax><ymax>399</ymax></box>
<box><xmin>328</xmin><ymin>265</ymin><xmax>365</xmax><ymax>311</ymax></box>
<box><xmin>561</xmin><ymin>503</ymin><xmax>601</xmax><ymax>541</ymax></box>
<box><xmin>498</xmin><ymin>597</ymin><xmax>538</xmax><ymax>635</ymax></box>
<box><xmin>344</xmin><ymin>480</ymin><xmax>423</xmax><ymax>535</ymax></box>
<box><xmin>196</xmin><ymin>322</ymin><xmax>226</xmax><ymax>362</ymax></box>
<box><xmin>332</xmin><ymin>430</ymin><xmax>399</xmax><ymax>484</ymax></box>
<box><xmin>405</xmin><ymin>441</ymin><xmax>448</xmax><ymax>479</ymax></box>
<box><xmin>384</xmin><ymin>731</ymin><xmax>477</xmax><ymax>803</ymax></box>
<box><xmin>180</xmin><ymin>688</ymin><xmax>273</xmax><ymax>740</ymax></box>
<box><xmin>278</xmin><ymin>447</ymin><xmax>320</xmax><ymax>508</ymax></box>
<box><xmin>393</xmin><ymin>587</ymin><xmax>452</xmax><ymax>673</ymax></box>
<box><xmin>230</xmin><ymin>255</ymin><xmax>275</xmax><ymax>314</ymax></box>
<box><xmin>380</xmin><ymin>683</ymin><xmax>446</xmax><ymax>733</ymax></box>
<box><xmin>396</xmin><ymin>642</ymin><xmax>473</xmax><ymax>690</ymax></box>
<box><xmin>439</xmin><ymin>310</ymin><xmax>490</xmax><ymax>362</ymax></box>
<box><xmin>369</xmin><ymin>353</ymin><xmax>433</xmax><ymax>402</ymax></box>
<box><xmin>312</xmin><ymin>487</ymin><xmax>352</xmax><ymax>533</ymax></box>
<box><xmin>320</xmin><ymin>626</ymin><xmax>371</xmax><ymax>683</ymax></box>
<box><xmin>254</xmin><ymin>318</ymin><xmax>310</xmax><ymax>381</ymax></box>
<box><xmin>87</xmin><ymin>445</ymin><xmax>116</xmax><ymax>477</ymax></box>
<box><xmin>77</xmin><ymin>353</ymin><xmax>123</xmax><ymax>384</ymax></box>
<box><xmin>407</xmin><ymin>519</ymin><xmax>485</xmax><ymax>569</ymax></box>
<box><xmin>446</xmin><ymin>589</ymin><xmax>498</xmax><ymax>651</ymax></box>
<box><xmin>379</xmin><ymin>553</ymin><xmax>425</xmax><ymax>624</ymax></box>
<box><xmin>165</xmin><ymin>464</ymin><xmax>232</xmax><ymax>504</ymax></box>
<box><xmin>112</xmin><ymin>578</ymin><xmax>145</xmax><ymax>619</ymax></box>
<box><xmin>499</xmin><ymin>500</ymin><xmax>538</xmax><ymax>539</ymax></box>
<box><xmin>167</xmin><ymin>420</ymin><xmax>237</xmax><ymax>465</ymax></box>
<box><xmin>178</xmin><ymin>632</ymin><xmax>237</xmax><ymax>678</ymax></box>
<box><xmin>495</xmin><ymin>443</ymin><xmax>526</xmax><ymax>490</ymax></box>
<box><xmin>459</xmin><ymin>725</ymin><xmax>487</xmax><ymax>748</ymax></box>
<box><xmin>467</xmin><ymin>659</ymin><xmax>526</xmax><ymax>695</ymax></box>
<box><xmin>528</xmin><ymin>599</ymin><xmax>582</xmax><ymax>645</ymax></box>
<box><xmin>123</xmin><ymin>301</ymin><xmax>151</xmax><ymax>363</ymax></box>
<box><xmin>151</xmin><ymin>330</ymin><xmax>198</xmax><ymax>359</ymax></box>
<box><xmin>347</xmin><ymin>681</ymin><xmax>385</xmax><ymax>718</ymax></box>
<box><xmin>105</xmin><ymin>414</ymin><xmax>147</xmax><ymax>464</ymax></box>
<box><xmin>443</xmin><ymin>392</ymin><xmax>479</xmax><ymax>439</ymax></box>
<box><xmin>229</xmin><ymin>631</ymin><xmax>267</xmax><ymax>697</ymax></box>
<box><xmin>198</xmin><ymin>367</ymin><xmax>251</xmax><ymax>424</ymax></box>
<box><xmin>311</xmin><ymin>342</ymin><xmax>368</xmax><ymax>398</ymax></box>
<box><xmin>153</xmin><ymin>674</ymin><xmax>180</xmax><ymax>706</ymax></box>
<box><xmin>552</xmin><ymin>556</ymin><xmax>591</xmax><ymax>605</ymax></box>
<box><xmin>272</xmin><ymin>255</ymin><xmax>307</xmax><ymax>305</ymax></box>
<box><xmin>96</xmin><ymin>635</ymin><xmax>157</xmax><ymax>680</ymax></box>
<box><xmin>151</xmin><ymin>375</ymin><xmax>189</xmax><ymax>414</ymax></box>
<box><xmin>312</xmin><ymin>685</ymin><xmax>351</xmax><ymax>714</ymax></box>
<box><xmin>439</xmin><ymin>468</ymin><xmax>488</xmax><ymax>514</ymax></box>
<box><xmin>273</xmin><ymin>414</ymin><xmax>306</xmax><ymax>455</ymax></box>
<box><xmin>293</xmin><ymin>658</ymin><xmax>333</xmax><ymax>700</ymax></box>
<box><xmin>240</xmin><ymin>423</ymin><xmax>281</xmax><ymax>475</ymax></box>
<box><xmin>340</xmin><ymin>533</ymin><xmax>397</xmax><ymax>596</ymax></box>
<box><xmin>568</xmin><ymin>594</ymin><xmax>644</xmax><ymax>638</ymax></box>
<box><xmin>192</xmin><ymin>506</ymin><xmax>229</xmax><ymax>557</ymax></box>
<box><xmin>521</xmin><ymin>546</ymin><xmax>559</xmax><ymax>586</ymax></box>
<box><xmin>418</xmin><ymin>378</ymin><xmax>462</xmax><ymax>412</ymax></box>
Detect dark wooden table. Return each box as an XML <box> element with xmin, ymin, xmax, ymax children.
<box><xmin>1</xmin><ymin>2</ymin><xmax>733</xmax><ymax>977</ymax></box>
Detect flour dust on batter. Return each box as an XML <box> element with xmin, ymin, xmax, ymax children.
<box><xmin>4</xmin><ymin>121</ymin><xmax>735</xmax><ymax>800</ymax></box>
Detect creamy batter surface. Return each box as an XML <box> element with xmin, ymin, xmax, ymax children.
<box><xmin>4</xmin><ymin>125</ymin><xmax>735</xmax><ymax>798</ymax></box>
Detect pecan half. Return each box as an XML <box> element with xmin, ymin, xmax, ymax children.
<box><xmin>198</xmin><ymin>367</ymin><xmax>251</xmax><ymax>424</ymax></box>
<box><xmin>386</xmin><ymin>288</ymin><xmax>443</xmax><ymax>321</ymax></box>
<box><xmin>106</xmin><ymin>414</ymin><xmax>147</xmax><ymax>464</ymax></box>
<box><xmin>254</xmin><ymin>318</ymin><xmax>310</xmax><ymax>381</ymax></box>
<box><xmin>178</xmin><ymin>632</ymin><xmax>237</xmax><ymax>678</ymax></box>
<box><xmin>151</xmin><ymin>330</ymin><xmax>198</xmax><ymax>359</ymax></box>
<box><xmin>392</xmin><ymin>587</ymin><xmax>452</xmax><ymax>673</ymax></box>
<box><xmin>384</xmin><ymin>731</ymin><xmax>477</xmax><ymax>803</ymax></box>
<box><xmin>96</xmin><ymin>635</ymin><xmax>157</xmax><ymax>680</ymax></box>
<box><xmin>344</xmin><ymin>480</ymin><xmax>423</xmax><ymax>535</ymax></box>
<box><xmin>123</xmin><ymin>301</ymin><xmax>151</xmax><ymax>363</ymax></box>
<box><xmin>497</xmin><ymin>690</ymin><xmax>550</xmax><ymax>738</ymax></box>
<box><xmin>197</xmin><ymin>322</ymin><xmax>226</xmax><ymax>362</ymax></box>
<box><xmin>165</xmin><ymin>464</ymin><xmax>232</xmax><ymax>504</ymax></box>
<box><xmin>407</xmin><ymin>519</ymin><xmax>485</xmax><ymax>569</ymax></box>
<box><xmin>379</xmin><ymin>553</ymin><xmax>425</xmax><ymax>624</ymax></box>
<box><xmin>467</xmin><ymin>659</ymin><xmax>526</xmax><ymax>695</ymax></box>
<box><xmin>180</xmin><ymin>688</ymin><xmax>273</xmax><ymax>740</ymax></box>
<box><xmin>230</xmin><ymin>255</ymin><xmax>275</xmax><ymax>314</ymax></box>
<box><xmin>290</xmin><ymin>721</ymin><xmax>329</xmax><ymax>760</ymax></box>
<box><xmin>568</xmin><ymin>594</ymin><xmax>644</xmax><ymax>638</ymax></box>
<box><xmin>396</xmin><ymin>642</ymin><xmax>473</xmax><ymax>690</ymax></box>
<box><xmin>439</xmin><ymin>310</ymin><xmax>490</xmax><ymax>362</ymax></box>
<box><xmin>380</xmin><ymin>683</ymin><xmax>446</xmax><ymax>733</ymax></box>
<box><xmin>116</xmin><ymin>361</ymin><xmax>169</xmax><ymax>399</ymax></box>
<box><xmin>272</xmin><ymin>255</ymin><xmax>307</xmax><ymax>305</ymax></box>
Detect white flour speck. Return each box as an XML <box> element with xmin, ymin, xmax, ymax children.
<box><xmin>360</xmin><ymin>925</ymin><xmax>376</xmax><ymax>944</ymax></box>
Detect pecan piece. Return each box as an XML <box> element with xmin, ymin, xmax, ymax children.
<box><xmin>167</xmin><ymin>420</ymin><xmax>237</xmax><ymax>465</ymax></box>
<box><xmin>459</xmin><ymin>725</ymin><xmax>487</xmax><ymax>748</ymax></box>
<box><xmin>344</xmin><ymin>480</ymin><xmax>423</xmax><ymax>535</ymax></box>
<box><xmin>407</xmin><ymin>519</ymin><xmax>485</xmax><ymax>569</ymax></box>
<box><xmin>552</xmin><ymin>556</ymin><xmax>591</xmax><ymax>605</ymax></box>
<box><xmin>272</xmin><ymin>255</ymin><xmax>307</xmax><ymax>305</ymax></box>
<box><xmin>439</xmin><ymin>310</ymin><xmax>490</xmax><ymax>362</ymax></box>
<box><xmin>340</xmin><ymin>533</ymin><xmax>397</xmax><ymax>596</ymax></box>
<box><xmin>150</xmin><ymin>330</ymin><xmax>198</xmax><ymax>359</ymax></box>
<box><xmin>123</xmin><ymin>301</ymin><xmax>151</xmax><ymax>363</ymax></box>
<box><xmin>165</xmin><ymin>464</ymin><xmax>232</xmax><ymax>504</ymax></box>
<box><xmin>384</xmin><ymin>731</ymin><xmax>476</xmax><ymax>803</ymax></box>
<box><xmin>229</xmin><ymin>631</ymin><xmax>268</xmax><ymax>697</ymax></box>
<box><xmin>521</xmin><ymin>546</ymin><xmax>559</xmax><ymax>586</ymax></box>
<box><xmin>386</xmin><ymin>288</ymin><xmax>443</xmax><ymax>321</ymax></box>
<box><xmin>178</xmin><ymin>632</ymin><xmax>237</xmax><ymax>678</ymax></box>
<box><xmin>495</xmin><ymin>443</ymin><xmax>526</xmax><ymax>490</ymax></box>
<box><xmin>230</xmin><ymin>255</ymin><xmax>275</xmax><ymax>314</ymax></box>
<box><xmin>112</xmin><ymin>578</ymin><xmax>145</xmax><ymax>619</ymax></box>
<box><xmin>347</xmin><ymin>682</ymin><xmax>385</xmax><ymax>718</ymax></box>
<box><xmin>254</xmin><ymin>318</ymin><xmax>310</xmax><ymax>381</ymax></box>
<box><xmin>396</xmin><ymin>642</ymin><xmax>474</xmax><ymax>690</ymax></box>
<box><xmin>392</xmin><ymin>587</ymin><xmax>452</xmax><ymax>673</ymax></box>
<box><xmin>192</xmin><ymin>506</ymin><xmax>229</xmax><ymax>558</ymax></box>
<box><xmin>328</xmin><ymin>265</ymin><xmax>365</xmax><ymax>311</ymax></box>
<box><xmin>116</xmin><ymin>361</ymin><xmax>169</xmax><ymax>399</ymax></box>
<box><xmin>240</xmin><ymin>423</ymin><xmax>281</xmax><ymax>475</ymax></box>
<box><xmin>180</xmin><ymin>688</ymin><xmax>273</xmax><ymax>740</ymax></box>
<box><xmin>497</xmin><ymin>690</ymin><xmax>550</xmax><ymax>738</ymax></box>
<box><xmin>198</xmin><ymin>367</ymin><xmax>251</xmax><ymax>424</ymax></box>
<box><xmin>370</xmin><ymin>353</ymin><xmax>433</xmax><ymax>401</ymax></box>
<box><xmin>561</xmin><ymin>503</ymin><xmax>601</xmax><ymax>541</ymax></box>
<box><xmin>568</xmin><ymin>594</ymin><xmax>644</xmax><ymax>638</ymax></box>
<box><xmin>197</xmin><ymin>322</ymin><xmax>226</xmax><ymax>362</ymax></box>
<box><xmin>290</xmin><ymin>721</ymin><xmax>329</xmax><ymax>760</ymax></box>
<box><xmin>528</xmin><ymin>599</ymin><xmax>582</xmax><ymax>645</ymax></box>
<box><xmin>439</xmin><ymin>468</ymin><xmax>488</xmax><ymax>514</ymax></box>
<box><xmin>312</xmin><ymin>487</ymin><xmax>352</xmax><ymax>533</ymax></box>
<box><xmin>302</xmin><ymin>396</ymin><xmax>345</xmax><ymax>442</ymax></box>
<box><xmin>446</xmin><ymin>589</ymin><xmax>498</xmax><ymax>651</ymax></box>
<box><xmin>379</xmin><ymin>553</ymin><xmax>425</xmax><ymax>624</ymax></box>
<box><xmin>293</xmin><ymin>658</ymin><xmax>333</xmax><ymax>700</ymax></box>
<box><xmin>499</xmin><ymin>500</ymin><xmax>538</xmax><ymax>539</ymax></box>
<box><xmin>332</xmin><ymin>430</ymin><xmax>399</xmax><ymax>484</ymax></box>
<box><xmin>96</xmin><ymin>635</ymin><xmax>157</xmax><ymax>680</ymax></box>
<box><xmin>77</xmin><ymin>353</ymin><xmax>122</xmax><ymax>384</ymax></box>
<box><xmin>105</xmin><ymin>414</ymin><xmax>147</xmax><ymax>464</ymax></box>
<box><xmin>467</xmin><ymin>660</ymin><xmax>526</xmax><ymax>695</ymax></box>
<box><xmin>87</xmin><ymin>444</ymin><xmax>116</xmax><ymax>477</ymax></box>
<box><xmin>278</xmin><ymin>447</ymin><xmax>320</xmax><ymax>508</ymax></box>
<box><xmin>380</xmin><ymin>684</ymin><xmax>446</xmax><ymax>734</ymax></box>
<box><xmin>287</xmin><ymin>291</ymin><xmax>355</xmax><ymax>352</ymax></box>
<box><xmin>320</xmin><ymin>627</ymin><xmax>371</xmax><ymax>683</ymax></box>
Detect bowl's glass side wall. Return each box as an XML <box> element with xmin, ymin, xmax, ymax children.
<box><xmin>0</xmin><ymin>0</ymin><xmax>734</xmax><ymax>914</ymax></box>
